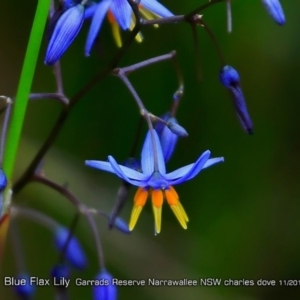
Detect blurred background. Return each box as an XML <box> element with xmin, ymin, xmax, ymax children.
<box><xmin>1</xmin><ymin>0</ymin><xmax>300</xmax><ymax>299</ymax></box>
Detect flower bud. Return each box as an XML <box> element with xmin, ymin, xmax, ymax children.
<box><xmin>14</xmin><ymin>273</ymin><xmax>35</xmax><ymax>299</ymax></box>
<box><xmin>219</xmin><ymin>65</ymin><xmax>253</xmax><ymax>134</ymax></box>
<box><xmin>155</xmin><ymin>113</ymin><xmax>180</xmax><ymax>163</ymax></box>
<box><xmin>167</xmin><ymin>121</ymin><xmax>188</xmax><ymax>137</ymax></box>
<box><xmin>93</xmin><ymin>269</ymin><xmax>117</xmax><ymax>300</ymax></box>
<box><xmin>51</xmin><ymin>264</ymin><xmax>70</xmax><ymax>281</ymax></box>
<box><xmin>45</xmin><ymin>4</ymin><xmax>85</xmax><ymax>65</ymax></box>
<box><xmin>112</xmin><ymin>217</ymin><xmax>131</xmax><ymax>234</ymax></box>
<box><xmin>54</xmin><ymin>226</ymin><xmax>87</xmax><ymax>270</ymax></box>
<box><xmin>261</xmin><ymin>0</ymin><xmax>285</xmax><ymax>25</ymax></box>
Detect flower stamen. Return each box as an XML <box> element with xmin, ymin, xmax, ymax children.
<box><xmin>129</xmin><ymin>187</ymin><xmax>148</xmax><ymax>230</ymax></box>
<box><xmin>165</xmin><ymin>186</ymin><xmax>189</xmax><ymax>229</ymax></box>
<box><xmin>107</xmin><ymin>11</ymin><xmax>122</xmax><ymax>47</ymax></box>
<box><xmin>151</xmin><ymin>189</ymin><xmax>163</xmax><ymax>234</ymax></box>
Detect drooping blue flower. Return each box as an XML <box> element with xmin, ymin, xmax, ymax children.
<box><xmin>45</xmin><ymin>4</ymin><xmax>85</xmax><ymax>65</ymax></box>
<box><xmin>14</xmin><ymin>273</ymin><xmax>35</xmax><ymax>300</ymax></box>
<box><xmin>86</xmin><ymin>130</ymin><xmax>224</xmax><ymax>234</ymax></box>
<box><xmin>54</xmin><ymin>226</ymin><xmax>87</xmax><ymax>270</ymax></box>
<box><xmin>84</xmin><ymin>0</ymin><xmax>173</xmax><ymax>54</ymax></box>
<box><xmin>93</xmin><ymin>269</ymin><xmax>117</xmax><ymax>300</ymax></box>
<box><xmin>155</xmin><ymin>112</ymin><xmax>179</xmax><ymax>163</ymax></box>
<box><xmin>261</xmin><ymin>0</ymin><xmax>285</xmax><ymax>25</ymax></box>
<box><xmin>219</xmin><ymin>65</ymin><xmax>253</xmax><ymax>134</ymax></box>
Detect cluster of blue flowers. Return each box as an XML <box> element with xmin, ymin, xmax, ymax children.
<box><xmin>45</xmin><ymin>0</ymin><xmax>173</xmax><ymax>64</ymax></box>
<box><xmin>2</xmin><ymin>1</ymin><xmax>288</xmax><ymax>300</ymax></box>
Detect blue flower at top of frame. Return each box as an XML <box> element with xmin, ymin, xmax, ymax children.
<box><xmin>261</xmin><ymin>0</ymin><xmax>285</xmax><ymax>25</ymax></box>
<box><xmin>45</xmin><ymin>4</ymin><xmax>85</xmax><ymax>65</ymax></box>
<box><xmin>86</xmin><ymin>130</ymin><xmax>224</xmax><ymax>234</ymax></box>
<box><xmin>84</xmin><ymin>0</ymin><xmax>173</xmax><ymax>54</ymax></box>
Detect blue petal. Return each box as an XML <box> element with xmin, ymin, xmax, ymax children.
<box><xmin>108</xmin><ymin>156</ymin><xmax>148</xmax><ymax>186</ymax></box>
<box><xmin>85</xmin><ymin>0</ymin><xmax>112</xmax><ymax>56</ymax></box>
<box><xmin>231</xmin><ymin>86</ymin><xmax>253</xmax><ymax>134</ymax></box>
<box><xmin>110</xmin><ymin>0</ymin><xmax>132</xmax><ymax>30</ymax></box>
<box><xmin>86</xmin><ymin>160</ymin><xmax>116</xmax><ymax>173</ymax></box>
<box><xmin>86</xmin><ymin>159</ymin><xmax>147</xmax><ymax>181</ymax></box>
<box><xmin>45</xmin><ymin>4</ymin><xmax>85</xmax><ymax>65</ymax></box>
<box><xmin>262</xmin><ymin>0</ymin><xmax>285</xmax><ymax>25</ymax></box>
<box><xmin>203</xmin><ymin>157</ymin><xmax>224</xmax><ymax>169</ymax></box>
<box><xmin>141</xmin><ymin>130</ymin><xmax>166</xmax><ymax>176</ymax></box>
<box><xmin>140</xmin><ymin>0</ymin><xmax>173</xmax><ymax>17</ymax></box>
<box><xmin>84</xmin><ymin>3</ymin><xmax>98</xmax><ymax>19</ymax></box>
<box><xmin>166</xmin><ymin>150</ymin><xmax>211</xmax><ymax>185</ymax></box>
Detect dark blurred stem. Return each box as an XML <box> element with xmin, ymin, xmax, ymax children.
<box><xmin>31</xmin><ymin>174</ymin><xmax>84</xmax><ymax>210</ymax></box>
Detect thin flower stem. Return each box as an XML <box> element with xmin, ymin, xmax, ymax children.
<box><xmin>11</xmin><ymin>206</ymin><xmax>58</xmax><ymax>230</ymax></box>
<box><xmin>121</xmin><ymin>52</ymin><xmax>176</xmax><ymax>74</ymax></box>
<box><xmin>185</xmin><ymin>0</ymin><xmax>226</xmax><ymax>20</ymax></box>
<box><xmin>115</xmin><ymin>71</ymin><xmax>159</xmax><ymax>171</ymax></box>
<box><xmin>199</xmin><ymin>19</ymin><xmax>226</xmax><ymax>66</ymax></box>
<box><xmin>9</xmin><ymin>221</ymin><xmax>26</xmax><ymax>273</ymax></box>
<box><xmin>84</xmin><ymin>211</ymin><xmax>105</xmax><ymax>269</ymax></box>
<box><xmin>226</xmin><ymin>0</ymin><xmax>232</xmax><ymax>33</ymax></box>
<box><xmin>31</xmin><ymin>175</ymin><xmax>105</xmax><ymax>268</ymax></box>
<box><xmin>54</xmin><ymin>61</ymin><xmax>64</xmax><ymax>94</ymax></box>
<box><xmin>190</xmin><ymin>23</ymin><xmax>203</xmax><ymax>83</ymax></box>
<box><xmin>144</xmin><ymin>15</ymin><xmax>185</xmax><ymax>26</ymax></box>
<box><xmin>116</xmin><ymin>52</ymin><xmax>184</xmax><ymax>117</ymax></box>
<box><xmin>31</xmin><ymin>174</ymin><xmax>85</xmax><ymax>211</ymax></box>
<box><xmin>29</xmin><ymin>93</ymin><xmax>69</xmax><ymax>105</ymax></box>
<box><xmin>0</xmin><ymin>97</ymin><xmax>12</xmax><ymax>165</ymax></box>
<box><xmin>143</xmin><ymin>0</ymin><xmax>225</xmax><ymax>26</ymax></box>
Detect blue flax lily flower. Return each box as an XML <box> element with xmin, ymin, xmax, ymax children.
<box><xmin>45</xmin><ymin>4</ymin><xmax>85</xmax><ymax>65</ymax></box>
<box><xmin>86</xmin><ymin>130</ymin><xmax>224</xmax><ymax>234</ymax></box>
<box><xmin>85</xmin><ymin>0</ymin><xmax>173</xmax><ymax>54</ymax></box>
